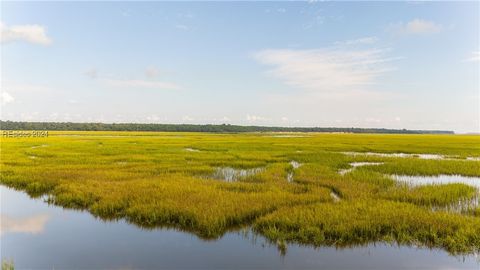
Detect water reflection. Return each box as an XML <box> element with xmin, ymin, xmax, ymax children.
<box><xmin>1</xmin><ymin>185</ymin><xmax>479</xmax><ymax>269</ymax></box>
<box><xmin>0</xmin><ymin>214</ymin><xmax>50</xmax><ymax>235</ymax></box>
<box><xmin>339</xmin><ymin>162</ymin><xmax>384</xmax><ymax>175</ymax></box>
<box><xmin>212</xmin><ymin>167</ymin><xmax>264</xmax><ymax>182</ymax></box>
<box><xmin>392</xmin><ymin>175</ymin><xmax>480</xmax><ymax>212</ymax></box>
<box><xmin>30</xmin><ymin>144</ymin><xmax>49</xmax><ymax>149</ymax></box>
<box><xmin>330</xmin><ymin>192</ymin><xmax>341</xmax><ymax>202</ymax></box>
<box><xmin>392</xmin><ymin>175</ymin><xmax>480</xmax><ymax>190</ymax></box>
<box><xmin>290</xmin><ymin>160</ymin><xmax>302</xmax><ymax>169</ymax></box>
<box><xmin>287</xmin><ymin>161</ymin><xmax>302</xmax><ymax>182</ymax></box>
<box><xmin>268</xmin><ymin>135</ymin><xmax>309</xmax><ymax>138</ymax></box>
<box><xmin>342</xmin><ymin>152</ymin><xmax>451</xmax><ymax>160</ymax></box>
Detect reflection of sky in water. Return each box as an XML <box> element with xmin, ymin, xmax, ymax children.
<box><xmin>339</xmin><ymin>162</ymin><xmax>384</xmax><ymax>175</ymax></box>
<box><xmin>287</xmin><ymin>161</ymin><xmax>302</xmax><ymax>182</ymax></box>
<box><xmin>212</xmin><ymin>167</ymin><xmax>263</xmax><ymax>182</ymax></box>
<box><xmin>342</xmin><ymin>152</ymin><xmax>451</xmax><ymax>160</ymax></box>
<box><xmin>1</xmin><ymin>214</ymin><xmax>49</xmax><ymax>235</ymax></box>
<box><xmin>1</xmin><ymin>185</ymin><xmax>478</xmax><ymax>269</ymax></box>
<box><xmin>290</xmin><ymin>160</ymin><xmax>302</xmax><ymax>169</ymax></box>
<box><xmin>393</xmin><ymin>175</ymin><xmax>480</xmax><ymax>190</ymax></box>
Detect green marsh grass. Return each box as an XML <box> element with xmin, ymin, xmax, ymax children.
<box><xmin>1</xmin><ymin>260</ymin><xmax>14</xmax><ymax>270</ymax></box>
<box><xmin>1</xmin><ymin>131</ymin><xmax>479</xmax><ymax>252</ymax></box>
<box><xmin>381</xmin><ymin>184</ymin><xmax>478</xmax><ymax>207</ymax></box>
<box><xmin>253</xmin><ymin>200</ymin><xmax>480</xmax><ymax>254</ymax></box>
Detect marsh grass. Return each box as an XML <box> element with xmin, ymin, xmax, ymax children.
<box><xmin>1</xmin><ymin>260</ymin><xmax>14</xmax><ymax>270</ymax></box>
<box><xmin>1</xmin><ymin>131</ymin><xmax>480</xmax><ymax>253</ymax></box>
<box><xmin>381</xmin><ymin>184</ymin><xmax>478</xmax><ymax>208</ymax></box>
<box><xmin>254</xmin><ymin>200</ymin><xmax>480</xmax><ymax>254</ymax></box>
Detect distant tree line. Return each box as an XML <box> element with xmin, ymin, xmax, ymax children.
<box><xmin>0</xmin><ymin>121</ymin><xmax>454</xmax><ymax>134</ymax></box>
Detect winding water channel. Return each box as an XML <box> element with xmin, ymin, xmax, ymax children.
<box><xmin>1</xmin><ymin>186</ymin><xmax>478</xmax><ymax>269</ymax></box>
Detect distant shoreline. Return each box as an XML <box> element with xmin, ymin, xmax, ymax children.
<box><xmin>0</xmin><ymin>120</ymin><xmax>454</xmax><ymax>134</ymax></box>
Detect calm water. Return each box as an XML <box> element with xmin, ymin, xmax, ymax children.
<box><xmin>212</xmin><ymin>167</ymin><xmax>264</xmax><ymax>182</ymax></box>
<box><xmin>287</xmin><ymin>160</ymin><xmax>302</xmax><ymax>182</ymax></box>
<box><xmin>1</xmin><ymin>186</ymin><xmax>479</xmax><ymax>270</ymax></box>
<box><xmin>339</xmin><ymin>162</ymin><xmax>384</xmax><ymax>175</ymax></box>
<box><xmin>342</xmin><ymin>152</ymin><xmax>451</xmax><ymax>160</ymax></box>
<box><xmin>393</xmin><ymin>175</ymin><xmax>480</xmax><ymax>190</ymax></box>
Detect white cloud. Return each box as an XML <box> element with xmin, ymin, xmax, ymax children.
<box><xmin>1</xmin><ymin>92</ymin><xmax>15</xmax><ymax>105</ymax></box>
<box><xmin>1</xmin><ymin>21</ymin><xmax>52</xmax><ymax>45</ymax></box>
<box><xmin>254</xmin><ymin>47</ymin><xmax>396</xmax><ymax>93</ymax></box>
<box><xmin>465</xmin><ymin>51</ymin><xmax>480</xmax><ymax>62</ymax></box>
<box><xmin>281</xmin><ymin>117</ymin><xmax>289</xmax><ymax>122</ymax></box>
<box><xmin>104</xmin><ymin>79</ymin><xmax>179</xmax><ymax>90</ymax></box>
<box><xmin>390</xmin><ymin>19</ymin><xmax>442</xmax><ymax>35</ymax></box>
<box><xmin>145</xmin><ymin>66</ymin><xmax>160</xmax><ymax>78</ymax></box>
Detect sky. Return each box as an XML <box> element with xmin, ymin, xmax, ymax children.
<box><xmin>1</xmin><ymin>1</ymin><xmax>479</xmax><ymax>133</ymax></box>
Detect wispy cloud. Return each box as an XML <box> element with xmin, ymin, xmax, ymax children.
<box><xmin>254</xmin><ymin>46</ymin><xmax>396</xmax><ymax>93</ymax></box>
<box><xmin>302</xmin><ymin>13</ymin><xmax>325</xmax><ymax>29</ymax></box>
<box><xmin>246</xmin><ymin>114</ymin><xmax>268</xmax><ymax>122</ymax></box>
<box><xmin>175</xmin><ymin>24</ymin><xmax>189</xmax><ymax>31</ymax></box>
<box><xmin>335</xmin><ymin>36</ymin><xmax>378</xmax><ymax>46</ymax></box>
<box><xmin>389</xmin><ymin>19</ymin><xmax>442</xmax><ymax>35</ymax></box>
<box><xmin>0</xmin><ymin>21</ymin><xmax>52</xmax><ymax>45</ymax></box>
<box><xmin>84</xmin><ymin>68</ymin><xmax>98</xmax><ymax>79</ymax></box>
<box><xmin>85</xmin><ymin>66</ymin><xmax>178</xmax><ymax>90</ymax></box>
<box><xmin>177</xmin><ymin>12</ymin><xmax>194</xmax><ymax>19</ymax></box>
<box><xmin>2</xmin><ymin>81</ymin><xmax>53</xmax><ymax>93</ymax></box>
<box><xmin>104</xmin><ymin>79</ymin><xmax>180</xmax><ymax>90</ymax></box>
<box><xmin>465</xmin><ymin>51</ymin><xmax>480</xmax><ymax>62</ymax></box>
<box><xmin>182</xmin><ymin>115</ymin><xmax>194</xmax><ymax>121</ymax></box>
<box><xmin>220</xmin><ymin>116</ymin><xmax>230</xmax><ymax>122</ymax></box>
<box><xmin>120</xmin><ymin>9</ymin><xmax>132</xmax><ymax>17</ymax></box>
<box><xmin>146</xmin><ymin>114</ymin><xmax>162</xmax><ymax>122</ymax></box>
<box><xmin>264</xmin><ymin>8</ymin><xmax>287</xmax><ymax>14</ymax></box>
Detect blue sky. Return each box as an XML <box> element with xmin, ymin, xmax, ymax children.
<box><xmin>1</xmin><ymin>1</ymin><xmax>479</xmax><ymax>133</ymax></box>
